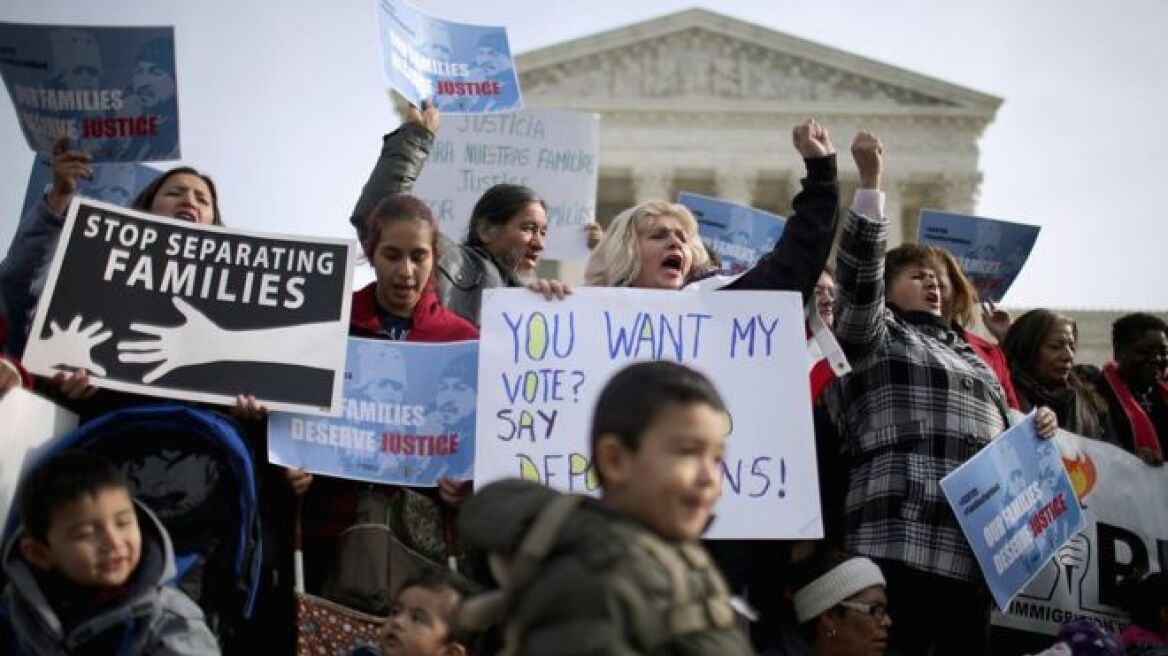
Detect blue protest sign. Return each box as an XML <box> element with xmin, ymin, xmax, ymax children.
<box><xmin>0</xmin><ymin>22</ymin><xmax>180</xmax><ymax>162</ymax></box>
<box><xmin>917</xmin><ymin>209</ymin><xmax>1040</xmax><ymax>302</ymax></box>
<box><xmin>268</xmin><ymin>337</ymin><xmax>478</xmax><ymax>486</ymax></box>
<box><xmin>375</xmin><ymin>0</ymin><xmax>523</xmax><ymax>114</ymax></box>
<box><xmin>940</xmin><ymin>415</ymin><xmax>1085</xmax><ymax>610</ymax></box>
<box><xmin>679</xmin><ymin>192</ymin><xmax>786</xmax><ymax>275</ymax></box>
<box><xmin>20</xmin><ymin>154</ymin><xmax>157</xmax><ymax>219</ymax></box>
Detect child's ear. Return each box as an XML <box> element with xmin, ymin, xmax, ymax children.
<box><xmin>18</xmin><ymin>537</ymin><xmax>55</xmax><ymax>571</ymax></box>
<box><xmin>594</xmin><ymin>433</ymin><xmax>631</xmax><ymax>488</ymax></box>
<box><xmin>440</xmin><ymin>643</ymin><xmax>467</xmax><ymax>656</ymax></box>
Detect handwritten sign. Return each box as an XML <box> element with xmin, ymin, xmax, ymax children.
<box><xmin>941</xmin><ymin>415</ymin><xmax>1085</xmax><ymax>610</ymax></box>
<box><xmin>413</xmin><ymin>108</ymin><xmax>599</xmax><ymax>261</ymax></box>
<box><xmin>268</xmin><ymin>337</ymin><xmax>477</xmax><ymax>486</ymax></box>
<box><xmin>0</xmin><ymin>22</ymin><xmax>180</xmax><ymax>162</ymax></box>
<box><xmin>376</xmin><ymin>0</ymin><xmax>522</xmax><ymax>114</ymax></box>
<box><xmin>917</xmin><ymin>209</ymin><xmax>1041</xmax><ymax>303</ymax></box>
<box><xmin>475</xmin><ymin>287</ymin><xmax>821</xmax><ymax>539</ymax></box>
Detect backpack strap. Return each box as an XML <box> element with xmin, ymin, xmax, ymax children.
<box><xmin>629</xmin><ymin>532</ymin><xmax>736</xmax><ymax>639</ymax></box>
<box><xmin>506</xmin><ymin>494</ymin><xmax>583</xmax><ymax>591</ymax></box>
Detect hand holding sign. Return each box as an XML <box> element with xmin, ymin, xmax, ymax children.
<box><xmin>981</xmin><ymin>300</ymin><xmax>1013</xmax><ymax>343</ymax></box>
<box><xmin>406</xmin><ymin>99</ymin><xmax>440</xmax><ymax>135</ymax></box>
<box><xmin>792</xmin><ymin>119</ymin><xmax>835</xmax><ymax>159</ymax></box>
<box><xmin>47</xmin><ymin>137</ymin><xmax>93</xmax><ymax>216</ymax></box>
<box><xmin>43</xmin><ymin>315</ymin><xmax>112</xmax><ymax>375</ymax></box>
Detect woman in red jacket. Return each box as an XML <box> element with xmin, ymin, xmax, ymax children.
<box><xmin>931</xmin><ymin>245</ymin><xmax>1020</xmax><ymax>410</ymax></box>
<box><xmin>287</xmin><ymin>193</ymin><xmax>478</xmax><ymax>602</ymax></box>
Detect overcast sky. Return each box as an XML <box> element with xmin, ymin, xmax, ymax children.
<box><xmin>1</xmin><ymin>0</ymin><xmax>1165</xmax><ymax>310</ymax></box>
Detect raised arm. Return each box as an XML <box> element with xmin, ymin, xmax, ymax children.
<box><xmin>348</xmin><ymin>102</ymin><xmax>439</xmax><ymax>243</ymax></box>
<box><xmin>727</xmin><ymin>119</ymin><xmax>839</xmax><ymax>297</ymax></box>
<box><xmin>0</xmin><ymin>139</ymin><xmax>91</xmax><ymax>357</ymax></box>
<box><xmin>833</xmin><ymin>131</ymin><xmax>889</xmax><ymax>361</ymax></box>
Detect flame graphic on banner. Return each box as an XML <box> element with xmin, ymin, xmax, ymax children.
<box><xmin>1062</xmin><ymin>451</ymin><xmax>1098</xmax><ymax>502</ymax></box>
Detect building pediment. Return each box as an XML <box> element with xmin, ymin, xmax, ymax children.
<box><xmin>517</xmin><ymin>8</ymin><xmax>1001</xmax><ymax>116</ymax></box>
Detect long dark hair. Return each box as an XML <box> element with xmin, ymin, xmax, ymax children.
<box><xmin>131</xmin><ymin>166</ymin><xmax>223</xmax><ymax>225</ymax></box>
<box><xmin>464</xmin><ymin>183</ymin><xmax>544</xmax><ymax>249</ymax></box>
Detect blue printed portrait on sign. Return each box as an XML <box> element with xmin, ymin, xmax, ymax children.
<box><xmin>0</xmin><ymin>22</ymin><xmax>181</xmax><ymax>162</ymax></box>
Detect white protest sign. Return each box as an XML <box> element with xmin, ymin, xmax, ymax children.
<box><xmin>474</xmin><ymin>287</ymin><xmax>822</xmax><ymax>539</ymax></box>
<box><xmin>412</xmin><ymin>108</ymin><xmax>599</xmax><ymax>262</ymax></box>
<box><xmin>0</xmin><ymin>388</ymin><xmax>78</xmax><ymax>531</ymax></box>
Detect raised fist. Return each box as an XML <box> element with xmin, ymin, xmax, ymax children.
<box><xmin>791</xmin><ymin>119</ymin><xmax>835</xmax><ymax>159</ymax></box>
<box><xmin>851</xmin><ymin>131</ymin><xmax>884</xmax><ymax>189</ymax></box>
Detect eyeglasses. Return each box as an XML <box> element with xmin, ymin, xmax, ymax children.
<box><xmin>838</xmin><ymin>600</ymin><xmax>888</xmax><ymax>620</ymax></box>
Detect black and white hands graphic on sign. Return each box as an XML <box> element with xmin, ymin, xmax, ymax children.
<box><xmin>39</xmin><ymin>296</ymin><xmax>341</xmax><ymax>385</ymax></box>
<box><xmin>42</xmin><ymin>316</ymin><xmax>112</xmax><ymax>375</ymax></box>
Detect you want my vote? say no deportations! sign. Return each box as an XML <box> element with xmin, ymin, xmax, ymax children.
<box><xmin>475</xmin><ymin>287</ymin><xmax>822</xmax><ymax>539</ymax></box>
<box><xmin>21</xmin><ymin>198</ymin><xmax>356</xmax><ymax>414</ymax></box>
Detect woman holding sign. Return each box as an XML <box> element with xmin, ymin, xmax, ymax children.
<box><xmin>349</xmin><ymin>101</ymin><xmax>555</xmax><ymax>327</ymax></box>
<box><xmin>1000</xmin><ymin>310</ymin><xmax>1113</xmax><ymax>440</ymax></box>
<box><xmin>288</xmin><ymin>193</ymin><xmax>479</xmax><ymax>608</ymax></box>
<box><xmin>584</xmin><ymin>118</ymin><xmax>838</xmax><ymax>298</ymax></box>
<box><xmin>0</xmin><ymin>137</ymin><xmax>220</xmax><ymax>388</ymax></box>
<box><xmin>824</xmin><ymin>132</ymin><xmax>1058</xmax><ymax>656</ymax></box>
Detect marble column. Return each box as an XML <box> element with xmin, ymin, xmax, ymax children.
<box><xmin>631</xmin><ymin>164</ymin><xmax>672</xmax><ymax>203</ymax></box>
<box><xmin>714</xmin><ymin>166</ymin><xmax>757</xmax><ymax>206</ymax></box>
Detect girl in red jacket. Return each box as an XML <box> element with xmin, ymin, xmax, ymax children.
<box><xmin>286</xmin><ymin>194</ymin><xmax>478</xmax><ymax>601</ymax></box>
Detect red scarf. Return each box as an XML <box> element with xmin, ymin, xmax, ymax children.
<box><xmin>1102</xmin><ymin>362</ymin><xmax>1167</xmax><ymax>457</ymax></box>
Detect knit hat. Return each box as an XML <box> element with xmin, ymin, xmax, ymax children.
<box><xmin>793</xmin><ymin>556</ymin><xmax>885</xmax><ymax>622</ymax></box>
<box><xmin>1057</xmin><ymin>619</ymin><xmax>1124</xmax><ymax>656</ymax></box>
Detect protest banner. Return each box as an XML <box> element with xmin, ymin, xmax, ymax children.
<box><xmin>21</xmin><ymin>197</ymin><xmax>356</xmax><ymax>414</ymax></box>
<box><xmin>917</xmin><ymin>209</ymin><xmax>1041</xmax><ymax>302</ymax></box>
<box><xmin>21</xmin><ymin>154</ymin><xmax>156</xmax><ymax>218</ymax></box>
<box><xmin>941</xmin><ymin>415</ymin><xmax>1086</xmax><ymax>611</ymax></box>
<box><xmin>413</xmin><ymin>108</ymin><xmax>599</xmax><ymax>261</ymax></box>
<box><xmin>0</xmin><ymin>388</ymin><xmax>78</xmax><ymax>532</ymax></box>
<box><xmin>679</xmin><ymin>192</ymin><xmax>786</xmax><ymax>274</ymax></box>
<box><xmin>375</xmin><ymin>0</ymin><xmax>522</xmax><ymax>114</ymax></box>
<box><xmin>475</xmin><ymin>287</ymin><xmax>821</xmax><ymax>539</ymax></box>
<box><xmin>987</xmin><ymin>430</ymin><xmax>1168</xmax><ymax>645</ymax></box>
<box><xmin>268</xmin><ymin>337</ymin><xmax>478</xmax><ymax>486</ymax></box>
<box><xmin>0</xmin><ymin>22</ymin><xmax>180</xmax><ymax>162</ymax></box>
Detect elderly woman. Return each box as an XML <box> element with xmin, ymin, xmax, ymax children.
<box><xmin>1001</xmin><ymin>310</ymin><xmax>1112</xmax><ymax>441</ymax></box>
<box><xmin>825</xmin><ymin>132</ymin><xmax>1055</xmax><ymax>656</ymax></box>
<box><xmin>770</xmin><ymin>549</ymin><xmax>892</xmax><ymax>656</ymax></box>
<box><xmin>584</xmin><ymin>119</ymin><xmax>838</xmax><ymax>298</ymax></box>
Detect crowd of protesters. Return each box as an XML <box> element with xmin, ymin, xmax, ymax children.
<box><xmin>0</xmin><ymin>81</ymin><xmax>1166</xmax><ymax>656</ymax></box>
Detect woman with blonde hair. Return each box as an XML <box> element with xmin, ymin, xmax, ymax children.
<box><xmin>585</xmin><ymin>119</ymin><xmax>838</xmax><ymax>298</ymax></box>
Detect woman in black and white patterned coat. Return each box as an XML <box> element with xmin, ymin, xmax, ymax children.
<box><xmin>822</xmin><ymin>131</ymin><xmax>1057</xmax><ymax>656</ymax></box>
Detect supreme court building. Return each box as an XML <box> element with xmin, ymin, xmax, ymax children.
<box><xmin>513</xmin><ymin>8</ymin><xmax>1163</xmax><ymax>366</ymax></box>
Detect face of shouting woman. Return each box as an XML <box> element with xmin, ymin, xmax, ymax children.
<box><xmin>629</xmin><ymin>215</ymin><xmax>693</xmax><ymax>290</ymax></box>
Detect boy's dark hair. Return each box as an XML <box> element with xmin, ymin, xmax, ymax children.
<box><xmin>590</xmin><ymin>361</ymin><xmax>727</xmax><ymax>487</ymax></box>
<box><xmin>1112</xmin><ymin>312</ymin><xmax>1168</xmax><ymax>357</ymax></box>
<box><xmin>18</xmin><ymin>451</ymin><xmax>130</xmax><ymax>542</ymax></box>
<box><xmin>397</xmin><ymin>569</ymin><xmax>477</xmax><ymax>647</ymax></box>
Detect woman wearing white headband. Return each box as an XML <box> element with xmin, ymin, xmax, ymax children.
<box><xmin>782</xmin><ymin>550</ymin><xmax>893</xmax><ymax>656</ymax></box>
